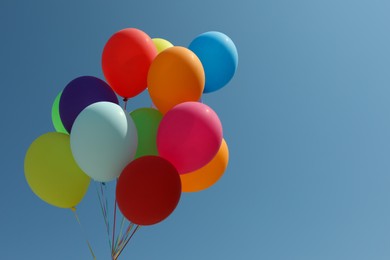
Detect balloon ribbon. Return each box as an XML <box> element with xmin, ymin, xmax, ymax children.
<box><xmin>111</xmin><ymin>196</ymin><xmax>117</xmax><ymax>256</ymax></box>
<box><xmin>114</xmin><ymin>221</ymin><xmax>134</xmax><ymax>255</ymax></box>
<box><xmin>113</xmin><ymin>216</ymin><xmax>127</xmax><ymax>251</ymax></box>
<box><xmin>95</xmin><ymin>182</ymin><xmax>112</xmax><ymax>250</ymax></box>
<box><xmin>71</xmin><ymin>207</ymin><xmax>96</xmax><ymax>260</ymax></box>
<box><xmin>113</xmin><ymin>225</ymin><xmax>140</xmax><ymax>260</ymax></box>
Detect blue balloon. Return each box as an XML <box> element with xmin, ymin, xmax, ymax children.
<box><xmin>189</xmin><ymin>31</ymin><xmax>238</xmax><ymax>93</ymax></box>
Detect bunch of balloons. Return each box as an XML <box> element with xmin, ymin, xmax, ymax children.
<box><xmin>25</xmin><ymin>27</ymin><xmax>237</xmax><ymax>255</ymax></box>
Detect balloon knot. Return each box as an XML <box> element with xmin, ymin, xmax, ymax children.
<box><xmin>71</xmin><ymin>207</ymin><xmax>76</xmax><ymax>212</ymax></box>
<box><xmin>123</xmin><ymin>98</ymin><xmax>128</xmax><ymax>102</ymax></box>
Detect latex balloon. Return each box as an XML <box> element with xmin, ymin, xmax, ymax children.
<box><xmin>157</xmin><ymin>102</ymin><xmax>222</xmax><ymax>174</ymax></box>
<box><xmin>70</xmin><ymin>102</ymin><xmax>138</xmax><ymax>182</ymax></box>
<box><xmin>152</xmin><ymin>38</ymin><xmax>173</xmax><ymax>54</ymax></box>
<box><xmin>180</xmin><ymin>139</ymin><xmax>229</xmax><ymax>192</ymax></box>
<box><xmin>147</xmin><ymin>46</ymin><xmax>205</xmax><ymax>114</ymax></box>
<box><xmin>102</xmin><ymin>28</ymin><xmax>157</xmax><ymax>98</ymax></box>
<box><xmin>51</xmin><ymin>92</ymin><xmax>68</xmax><ymax>134</ymax></box>
<box><xmin>189</xmin><ymin>31</ymin><xmax>238</xmax><ymax>93</ymax></box>
<box><xmin>59</xmin><ymin>76</ymin><xmax>118</xmax><ymax>133</ymax></box>
<box><xmin>116</xmin><ymin>156</ymin><xmax>181</xmax><ymax>226</ymax></box>
<box><xmin>130</xmin><ymin>108</ymin><xmax>163</xmax><ymax>158</ymax></box>
<box><xmin>24</xmin><ymin>132</ymin><xmax>90</xmax><ymax>208</ymax></box>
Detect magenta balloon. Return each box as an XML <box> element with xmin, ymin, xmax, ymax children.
<box><xmin>157</xmin><ymin>102</ymin><xmax>222</xmax><ymax>174</ymax></box>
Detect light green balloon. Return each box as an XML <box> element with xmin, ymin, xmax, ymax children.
<box><xmin>71</xmin><ymin>102</ymin><xmax>138</xmax><ymax>182</ymax></box>
<box><xmin>130</xmin><ymin>108</ymin><xmax>163</xmax><ymax>159</ymax></box>
<box><xmin>51</xmin><ymin>92</ymin><xmax>68</xmax><ymax>134</ymax></box>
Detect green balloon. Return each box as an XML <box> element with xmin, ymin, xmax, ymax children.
<box><xmin>130</xmin><ymin>108</ymin><xmax>163</xmax><ymax>158</ymax></box>
<box><xmin>51</xmin><ymin>92</ymin><xmax>68</xmax><ymax>134</ymax></box>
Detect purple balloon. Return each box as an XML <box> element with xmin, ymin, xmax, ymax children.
<box><xmin>59</xmin><ymin>76</ymin><xmax>119</xmax><ymax>132</ymax></box>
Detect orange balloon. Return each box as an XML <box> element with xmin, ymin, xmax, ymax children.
<box><xmin>180</xmin><ymin>139</ymin><xmax>229</xmax><ymax>192</ymax></box>
<box><xmin>147</xmin><ymin>46</ymin><xmax>205</xmax><ymax>114</ymax></box>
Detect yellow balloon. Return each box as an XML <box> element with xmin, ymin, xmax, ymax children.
<box><xmin>152</xmin><ymin>38</ymin><xmax>174</xmax><ymax>54</ymax></box>
<box><xmin>180</xmin><ymin>139</ymin><xmax>229</xmax><ymax>192</ymax></box>
<box><xmin>24</xmin><ymin>132</ymin><xmax>90</xmax><ymax>208</ymax></box>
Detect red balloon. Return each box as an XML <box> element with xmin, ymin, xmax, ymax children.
<box><xmin>102</xmin><ymin>28</ymin><xmax>157</xmax><ymax>98</ymax></box>
<box><xmin>116</xmin><ymin>156</ymin><xmax>182</xmax><ymax>226</ymax></box>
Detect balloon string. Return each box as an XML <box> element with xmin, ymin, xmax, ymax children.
<box><xmin>111</xmin><ymin>197</ymin><xmax>118</xmax><ymax>257</ymax></box>
<box><xmin>113</xmin><ymin>216</ymin><xmax>126</xmax><ymax>253</ymax></box>
<box><xmin>103</xmin><ymin>185</ymin><xmax>111</xmax><ymax>240</ymax></box>
<box><xmin>111</xmin><ymin>179</ymin><xmax>119</xmax><ymax>257</ymax></box>
<box><xmin>71</xmin><ymin>207</ymin><xmax>96</xmax><ymax>260</ymax></box>
<box><xmin>114</xmin><ymin>225</ymin><xmax>140</xmax><ymax>260</ymax></box>
<box><xmin>104</xmin><ymin>184</ymin><xmax>111</xmax><ymax>237</ymax></box>
<box><xmin>95</xmin><ymin>182</ymin><xmax>112</xmax><ymax>250</ymax></box>
<box><xmin>99</xmin><ymin>184</ymin><xmax>107</xmax><ymax>223</ymax></box>
<box><xmin>114</xmin><ymin>224</ymin><xmax>132</xmax><ymax>257</ymax></box>
<box><xmin>102</xmin><ymin>183</ymin><xmax>113</xmax><ymax>250</ymax></box>
<box><xmin>95</xmin><ymin>183</ymin><xmax>108</xmax><ymax>234</ymax></box>
<box><xmin>115</xmin><ymin>225</ymin><xmax>139</xmax><ymax>259</ymax></box>
<box><xmin>115</xmin><ymin>222</ymin><xmax>134</xmax><ymax>255</ymax></box>
<box><xmin>101</xmin><ymin>183</ymin><xmax>110</xmax><ymax>232</ymax></box>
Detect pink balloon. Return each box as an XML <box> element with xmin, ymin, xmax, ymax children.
<box><xmin>157</xmin><ymin>102</ymin><xmax>222</xmax><ymax>174</ymax></box>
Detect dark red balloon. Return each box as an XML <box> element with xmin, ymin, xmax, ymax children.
<box><xmin>116</xmin><ymin>156</ymin><xmax>182</xmax><ymax>226</ymax></box>
<box><xmin>102</xmin><ymin>28</ymin><xmax>157</xmax><ymax>99</ymax></box>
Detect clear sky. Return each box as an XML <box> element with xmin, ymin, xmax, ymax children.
<box><xmin>2</xmin><ymin>0</ymin><xmax>390</xmax><ymax>259</ymax></box>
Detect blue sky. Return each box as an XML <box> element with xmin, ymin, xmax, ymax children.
<box><xmin>2</xmin><ymin>0</ymin><xmax>390</xmax><ymax>259</ymax></box>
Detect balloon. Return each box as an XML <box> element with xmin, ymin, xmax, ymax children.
<box><xmin>59</xmin><ymin>76</ymin><xmax>118</xmax><ymax>133</ymax></box>
<box><xmin>70</xmin><ymin>102</ymin><xmax>138</xmax><ymax>182</ymax></box>
<box><xmin>51</xmin><ymin>92</ymin><xmax>68</xmax><ymax>134</ymax></box>
<box><xmin>116</xmin><ymin>156</ymin><xmax>181</xmax><ymax>226</ymax></box>
<box><xmin>24</xmin><ymin>132</ymin><xmax>90</xmax><ymax>208</ymax></box>
<box><xmin>157</xmin><ymin>102</ymin><xmax>222</xmax><ymax>174</ymax></box>
<box><xmin>152</xmin><ymin>38</ymin><xmax>173</xmax><ymax>53</ymax></box>
<box><xmin>147</xmin><ymin>46</ymin><xmax>205</xmax><ymax>114</ymax></box>
<box><xmin>189</xmin><ymin>31</ymin><xmax>238</xmax><ymax>93</ymax></box>
<box><xmin>102</xmin><ymin>28</ymin><xmax>157</xmax><ymax>98</ymax></box>
<box><xmin>130</xmin><ymin>108</ymin><xmax>163</xmax><ymax>159</ymax></box>
<box><xmin>180</xmin><ymin>139</ymin><xmax>229</xmax><ymax>192</ymax></box>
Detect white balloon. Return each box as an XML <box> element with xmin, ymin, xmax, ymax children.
<box><xmin>70</xmin><ymin>102</ymin><xmax>138</xmax><ymax>182</ymax></box>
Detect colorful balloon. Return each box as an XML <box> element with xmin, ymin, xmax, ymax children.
<box><xmin>189</xmin><ymin>31</ymin><xmax>238</xmax><ymax>93</ymax></box>
<box><xmin>70</xmin><ymin>102</ymin><xmax>138</xmax><ymax>182</ymax></box>
<box><xmin>152</xmin><ymin>38</ymin><xmax>173</xmax><ymax>53</ymax></box>
<box><xmin>130</xmin><ymin>108</ymin><xmax>163</xmax><ymax>159</ymax></box>
<box><xmin>116</xmin><ymin>156</ymin><xmax>181</xmax><ymax>226</ymax></box>
<box><xmin>157</xmin><ymin>102</ymin><xmax>222</xmax><ymax>174</ymax></box>
<box><xmin>180</xmin><ymin>139</ymin><xmax>229</xmax><ymax>192</ymax></box>
<box><xmin>59</xmin><ymin>76</ymin><xmax>118</xmax><ymax>133</ymax></box>
<box><xmin>102</xmin><ymin>28</ymin><xmax>157</xmax><ymax>98</ymax></box>
<box><xmin>51</xmin><ymin>91</ymin><xmax>68</xmax><ymax>134</ymax></box>
<box><xmin>147</xmin><ymin>46</ymin><xmax>205</xmax><ymax>114</ymax></box>
<box><xmin>24</xmin><ymin>132</ymin><xmax>90</xmax><ymax>208</ymax></box>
